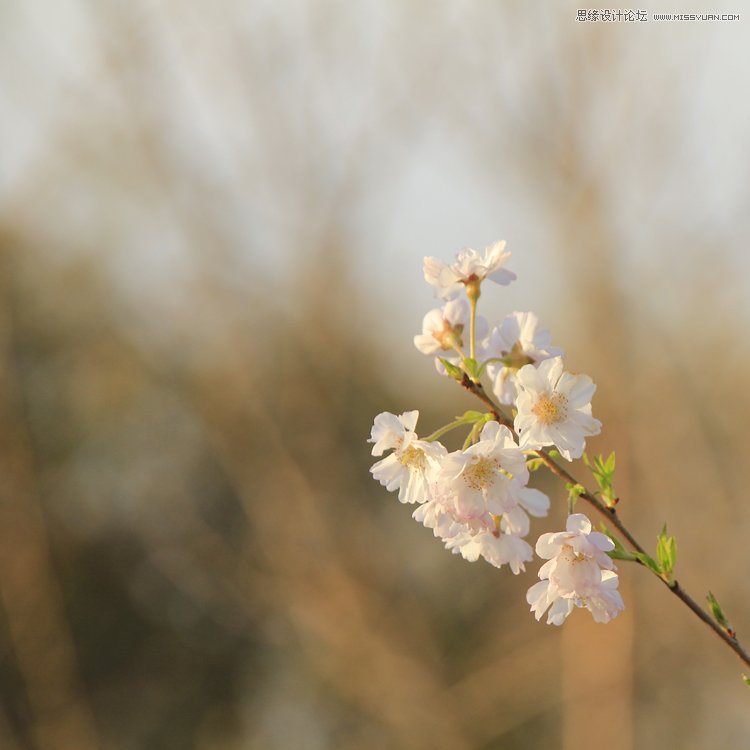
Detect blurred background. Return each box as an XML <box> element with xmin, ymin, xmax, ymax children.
<box><xmin>1</xmin><ymin>1</ymin><xmax>749</xmax><ymax>748</ymax></box>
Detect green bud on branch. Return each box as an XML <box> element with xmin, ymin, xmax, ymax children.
<box><xmin>656</xmin><ymin>524</ymin><xmax>677</xmax><ymax>583</ymax></box>
<box><xmin>707</xmin><ymin>592</ymin><xmax>735</xmax><ymax>638</ymax></box>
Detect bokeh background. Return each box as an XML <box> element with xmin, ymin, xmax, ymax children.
<box><xmin>1</xmin><ymin>1</ymin><xmax>749</xmax><ymax>748</ymax></box>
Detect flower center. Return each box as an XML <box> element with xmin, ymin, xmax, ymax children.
<box><xmin>399</xmin><ymin>445</ymin><xmax>427</xmax><ymax>471</ymax></box>
<box><xmin>559</xmin><ymin>544</ymin><xmax>585</xmax><ymax>564</ymax></box>
<box><xmin>532</xmin><ymin>392</ymin><xmax>568</xmax><ymax>425</ymax></box>
<box><xmin>462</xmin><ymin>456</ymin><xmax>498</xmax><ymax>490</ymax></box>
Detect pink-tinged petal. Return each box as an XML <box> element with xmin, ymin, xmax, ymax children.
<box><xmin>399</xmin><ymin>410</ymin><xmax>419</xmax><ymax>433</ymax></box>
<box><xmin>501</xmin><ymin>453</ymin><xmax>529</xmax><ymax>485</ymax></box>
<box><xmin>370</xmin><ymin>454</ymin><xmax>404</xmax><ymax>491</ymax></box>
<box><xmin>547</xmin><ymin>423</ymin><xmax>582</xmax><ymax>457</ymax></box>
<box><xmin>414</xmin><ymin>333</ymin><xmax>441</xmax><ymax>355</ymax></box>
<box><xmin>369</xmin><ymin>411</ymin><xmax>404</xmax><ymax>454</ymax></box>
<box><xmin>399</xmin><ymin>468</ymin><xmax>427</xmax><ymax>504</ymax></box>
<box><xmin>527</xmin><ymin>580</ymin><xmax>550</xmax><ymax>610</ymax></box>
<box><xmin>566</xmin><ymin>513</ymin><xmax>592</xmax><ymax>535</ymax></box>
<box><xmin>588</xmin><ymin>531</ymin><xmax>615</xmax><ymax>552</ymax></box>
<box><xmin>452</xmin><ymin>487</ymin><xmax>487</xmax><ymax>521</ymax></box>
<box><xmin>440</xmin><ymin>451</ymin><xmax>469</xmax><ymax>481</ymax></box>
<box><xmin>412</xmin><ymin>501</ymin><xmax>435</xmax><ymax>526</ymax></box>
<box><xmin>562</xmin><ymin>373</ymin><xmax>596</xmax><ymax>407</ymax></box>
<box><xmin>454</xmin><ymin>247</ymin><xmax>480</xmax><ymax>274</ymax></box>
<box><xmin>547</xmin><ymin>597</ymin><xmax>574</xmax><ymax>625</ymax></box>
<box><xmin>584</xmin><ymin>416</ymin><xmax>603</xmax><ymax>437</ymax></box>
<box><xmin>556</xmin><ymin>446</ymin><xmax>575</xmax><ymax>462</ymax></box>
<box><xmin>476</xmin><ymin>532</ymin><xmax>527</xmax><ymax>571</ymax></box>
<box><xmin>565</xmin><ymin>407</ymin><xmax>602</xmax><ymax>441</ymax></box>
<box><xmin>442</xmin><ymin>298</ymin><xmax>469</xmax><ymax>326</ymax></box>
<box><xmin>502</xmin><ymin>506</ymin><xmax>531</xmax><ymax>536</ymax></box>
<box><xmin>483</xmin><ymin>240</ymin><xmax>508</xmax><ymax>267</ymax></box>
<box><xmin>517</xmin><ymin>424</ymin><xmax>549</xmax><ymax>451</ymax></box>
<box><xmin>423</xmin><ymin>256</ymin><xmax>445</xmax><ymax>286</ymax></box>
<box><xmin>516</xmin><ymin>363</ymin><xmax>547</xmax><ymax>394</ymax></box>
<box><xmin>513</xmin><ymin>390</ymin><xmax>535</xmax><ymax>421</ymax></box>
<box><xmin>503</xmin><ymin>535</ymin><xmax>534</xmax><ymax>574</ymax></box>
<box><xmin>491</xmin><ymin>370</ymin><xmax>519</xmax><ymax>406</ymax></box>
<box><xmin>451</xmin><ymin>536</ymin><xmax>482</xmax><ymax>563</ymax></box>
<box><xmin>536</xmin><ymin>356</ymin><xmax>564</xmax><ymax>388</ymax></box>
<box><xmin>550</xmin><ymin>556</ymin><xmax>602</xmax><ymax>596</ymax></box>
<box><xmin>462</xmin><ymin>441</ymin><xmax>488</xmax><ymax>460</ymax></box>
<box><xmin>586</xmin><ymin>584</ymin><xmax>624</xmax><ymax>623</ymax></box>
<box><xmin>566</xmin><ymin>408</ymin><xmax>598</xmax><ymax>432</ymax></box>
<box><xmin>600</xmin><ymin>570</ymin><xmax>620</xmax><ymax>587</ymax></box>
<box><xmin>494</xmin><ymin>316</ymin><xmax>519</xmax><ymax>352</ymax></box>
<box><xmin>517</xmin><ymin>487</ymin><xmax>550</xmax><ymax>517</ymax></box>
<box><xmin>535</xmin><ymin>532</ymin><xmax>563</xmax><ymax>558</ymax></box>
<box><xmin>437</xmin><ymin>267</ymin><xmax>463</xmax><ymax>298</ymax></box>
<box><xmin>421</xmin><ymin>307</ymin><xmax>445</xmax><ymax>333</ymax></box>
<box><xmin>485</xmin><ymin>479</ymin><xmax>515</xmax><ymax>516</ymax></box>
<box><xmin>478</xmin><ymin>420</ymin><xmax>503</xmax><ymax>443</ymax></box>
<box><xmin>514</xmin><ymin>310</ymin><xmax>538</xmax><ymax>344</ymax></box>
<box><xmin>538</xmin><ymin>558</ymin><xmax>557</xmax><ymax>579</ymax></box>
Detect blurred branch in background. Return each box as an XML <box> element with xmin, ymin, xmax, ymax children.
<box><xmin>0</xmin><ymin>247</ymin><xmax>98</xmax><ymax>750</ymax></box>
<box><xmin>0</xmin><ymin>2</ymin><xmax>748</xmax><ymax>749</ymax></box>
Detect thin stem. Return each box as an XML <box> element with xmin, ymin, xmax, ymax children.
<box><xmin>423</xmin><ymin>413</ymin><xmax>487</xmax><ymax>443</ymax></box>
<box><xmin>459</xmin><ymin>374</ymin><xmax>750</xmax><ymax>672</ymax></box>
<box><xmin>469</xmin><ymin>298</ymin><xmax>477</xmax><ymax>361</ymax></box>
<box><xmin>453</xmin><ymin>343</ymin><xmax>468</xmax><ymax>361</ymax></box>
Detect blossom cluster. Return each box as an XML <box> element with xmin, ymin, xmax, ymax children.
<box><xmin>369</xmin><ymin>241</ymin><xmax>624</xmax><ymax>626</ymax></box>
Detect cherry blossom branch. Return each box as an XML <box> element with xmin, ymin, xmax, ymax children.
<box><xmin>459</xmin><ymin>374</ymin><xmax>750</xmax><ymax>671</ymax></box>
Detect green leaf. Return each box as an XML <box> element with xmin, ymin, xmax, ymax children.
<box><xmin>742</xmin><ymin>674</ymin><xmax>750</xmax><ymax>687</ymax></box>
<box><xmin>585</xmin><ymin>452</ymin><xmax>618</xmax><ymax>507</ymax></box>
<box><xmin>608</xmin><ymin>548</ymin><xmax>637</xmax><ymax>562</ymax></box>
<box><xmin>458</xmin><ymin>410</ymin><xmax>486</xmax><ymax>423</ymax></box>
<box><xmin>656</xmin><ymin>524</ymin><xmax>677</xmax><ymax>581</ymax></box>
<box><xmin>439</xmin><ymin>357</ymin><xmax>464</xmax><ymax>381</ymax></box>
<box><xmin>634</xmin><ymin>551</ymin><xmax>662</xmax><ymax>576</ymax></box>
<box><xmin>707</xmin><ymin>591</ymin><xmax>734</xmax><ymax>635</ymax></box>
<box><xmin>599</xmin><ymin>524</ymin><xmax>637</xmax><ymax>563</ymax></box>
<box><xmin>526</xmin><ymin>457</ymin><xmax>545</xmax><ymax>472</ymax></box>
<box><xmin>463</xmin><ymin>357</ymin><xmax>480</xmax><ymax>381</ymax></box>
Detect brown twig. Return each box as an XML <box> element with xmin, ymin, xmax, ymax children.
<box><xmin>459</xmin><ymin>374</ymin><xmax>750</xmax><ymax>672</ymax></box>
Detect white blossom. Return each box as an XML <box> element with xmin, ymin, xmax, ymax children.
<box><xmin>446</xmin><ymin>528</ymin><xmax>534</xmax><ymax>575</ymax></box>
<box><xmin>369</xmin><ymin>411</ymin><xmax>446</xmax><ymax>504</ymax></box>
<box><xmin>423</xmin><ymin>241</ymin><xmax>516</xmax><ymax>300</ymax></box>
<box><xmin>484</xmin><ymin>311</ymin><xmax>563</xmax><ymax>405</ymax></box>
<box><xmin>439</xmin><ymin>420</ymin><xmax>529</xmax><ymax>521</ymax></box>
<box><xmin>514</xmin><ymin>356</ymin><xmax>602</xmax><ymax>461</ymax></box>
<box><xmin>414</xmin><ymin>492</ymin><xmax>535</xmax><ymax>575</ymax></box>
<box><xmin>526</xmin><ymin>514</ymin><xmax>624</xmax><ymax>625</ymax></box>
<box><xmin>413</xmin><ymin>299</ymin><xmax>488</xmax><ymax>376</ymax></box>
<box><xmin>411</xmin><ymin>421</ymin><xmax>549</xmax><ymax>574</ymax></box>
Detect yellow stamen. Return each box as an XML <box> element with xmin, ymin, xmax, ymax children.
<box><xmin>399</xmin><ymin>445</ymin><xmax>427</xmax><ymax>471</ymax></box>
<box><xmin>532</xmin><ymin>392</ymin><xmax>568</xmax><ymax>425</ymax></box>
<box><xmin>462</xmin><ymin>456</ymin><xmax>499</xmax><ymax>490</ymax></box>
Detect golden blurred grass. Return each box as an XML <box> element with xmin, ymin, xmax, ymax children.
<box><xmin>0</xmin><ymin>4</ymin><xmax>749</xmax><ymax>749</ymax></box>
